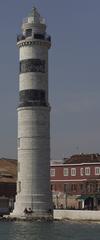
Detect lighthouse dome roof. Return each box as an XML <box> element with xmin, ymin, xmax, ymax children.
<box><xmin>23</xmin><ymin>7</ymin><xmax>46</xmax><ymax>25</ymax></box>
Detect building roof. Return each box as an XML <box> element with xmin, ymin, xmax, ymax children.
<box><xmin>64</xmin><ymin>154</ymin><xmax>100</xmax><ymax>164</ymax></box>
<box><xmin>51</xmin><ymin>160</ymin><xmax>64</xmax><ymax>165</ymax></box>
<box><xmin>0</xmin><ymin>154</ymin><xmax>100</xmax><ymax>183</ymax></box>
<box><xmin>0</xmin><ymin>158</ymin><xmax>17</xmax><ymax>183</ymax></box>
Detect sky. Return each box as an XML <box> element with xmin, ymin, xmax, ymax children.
<box><xmin>0</xmin><ymin>0</ymin><xmax>100</xmax><ymax>160</ymax></box>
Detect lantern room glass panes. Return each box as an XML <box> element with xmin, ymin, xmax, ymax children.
<box><xmin>26</xmin><ymin>29</ymin><xmax>32</xmax><ymax>37</ymax></box>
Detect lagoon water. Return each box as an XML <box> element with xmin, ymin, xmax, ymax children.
<box><xmin>0</xmin><ymin>221</ymin><xmax>100</xmax><ymax>240</ymax></box>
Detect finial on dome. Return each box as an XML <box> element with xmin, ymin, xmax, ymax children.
<box><xmin>31</xmin><ymin>6</ymin><xmax>45</xmax><ymax>24</ymax></box>
<box><xmin>32</xmin><ymin>6</ymin><xmax>37</xmax><ymax>11</ymax></box>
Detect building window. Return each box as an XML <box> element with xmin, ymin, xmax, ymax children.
<box><xmin>86</xmin><ymin>183</ymin><xmax>90</xmax><ymax>193</ymax></box>
<box><xmin>80</xmin><ymin>168</ymin><xmax>84</xmax><ymax>176</ymax></box>
<box><xmin>64</xmin><ymin>183</ymin><xmax>70</xmax><ymax>193</ymax></box>
<box><xmin>63</xmin><ymin>168</ymin><xmax>69</xmax><ymax>176</ymax></box>
<box><xmin>71</xmin><ymin>184</ymin><xmax>77</xmax><ymax>192</ymax></box>
<box><xmin>85</xmin><ymin>167</ymin><xmax>90</xmax><ymax>176</ymax></box>
<box><xmin>34</xmin><ymin>33</ymin><xmax>45</xmax><ymax>40</ymax></box>
<box><xmin>97</xmin><ymin>199</ymin><xmax>100</xmax><ymax>206</ymax></box>
<box><xmin>79</xmin><ymin>184</ymin><xmax>84</xmax><ymax>192</ymax></box>
<box><xmin>97</xmin><ymin>184</ymin><xmax>100</xmax><ymax>193</ymax></box>
<box><xmin>71</xmin><ymin>168</ymin><xmax>76</xmax><ymax>176</ymax></box>
<box><xmin>95</xmin><ymin>167</ymin><xmax>100</xmax><ymax>175</ymax></box>
<box><xmin>51</xmin><ymin>184</ymin><xmax>56</xmax><ymax>191</ymax></box>
<box><xmin>26</xmin><ymin>29</ymin><xmax>32</xmax><ymax>37</ymax></box>
<box><xmin>86</xmin><ymin>183</ymin><xmax>93</xmax><ymax>193</ymax></box>
<box><xmin>64</xmin><ymin>184</ymin><xmax>67</xmax><ymax>193</ymax></box>
<box><xmin>50</xmin><ymin>168</ymin><xmax>55</xmax><ymax>177</ymax></box>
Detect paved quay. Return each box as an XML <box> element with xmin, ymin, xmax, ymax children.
<box><xmin>54</xmin><ymin>209</ymin><xmax>100</xmax><ymax>221</ymax></box>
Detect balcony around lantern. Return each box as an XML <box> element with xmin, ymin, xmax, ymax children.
<box><xmin>17</xmin><ymin>34</ymin><xmax>26</xmax><ymax>42</ymax></box>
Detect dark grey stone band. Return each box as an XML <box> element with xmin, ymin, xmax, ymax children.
<box><xmin>18</xmin><ymin>102</ymin><xmax>47</xmax><ymax>107</ymax></box>
<box><xmin>20</xmin><ymin>59</ymin><xmax>45</xmax><ymax>73</ymax></box>
<box><xmin>19</xmin><ymin>89</ymin><xmax>46</xmax><ymax>102</ymax></box>
<box><xmin>19</xmin><ymin>89</ymin><xmax>46</xmax><ymax>107</ymax></box>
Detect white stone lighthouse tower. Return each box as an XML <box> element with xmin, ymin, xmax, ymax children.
<box><xmin>12</xmin><ymin>7</ymin><xmax>52</xmax><ymax>218</ymax></box>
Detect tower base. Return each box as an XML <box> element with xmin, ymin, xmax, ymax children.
<box><xmin>10</xmin><ymin>210</ymin><xmax>53</xmax><ymax>221</ymax></box>
<box><xmin>11</xmin><ymin>194</ymin><xmax>53</xmax><ymax>220</ymax></box>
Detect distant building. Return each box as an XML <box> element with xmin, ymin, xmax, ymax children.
<box><xmin>50</xmin><ymin>154</ymin><xmax>100</xmax><ymax>210</ymax></box>
<box><xmin>0</xmin><ymin>158</ymin><xmax>17</xmax><ymax>215</ymax></box>
<box><xmin>1</xmin><ymin>154</ymin><xmax>100</xmax><ymax>213</ymax></box>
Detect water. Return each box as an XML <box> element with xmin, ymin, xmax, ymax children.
<box><xmin>0</xmin><ymin>221</ymin><xmax>100</xmax><ymax>240</ymax></box>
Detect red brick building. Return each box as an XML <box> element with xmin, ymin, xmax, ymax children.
<box><xmin>50</xmin><ymin>154</ymin><xmax>100</xmax><ymax>210</ymax></box>
<box><xmin>1</xmin><ymin>155</ymin><xmax>100</xmax><ymax>213</ymax></box>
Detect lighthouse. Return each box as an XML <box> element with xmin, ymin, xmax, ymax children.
<box><xmin>12</xmin><ymin>7</ymin><xmax>52</xmax><ymax>218</ymax></box>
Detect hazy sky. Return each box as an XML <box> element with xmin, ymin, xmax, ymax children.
<box><xmin>0</xmin><ymin>0</ymin><xmax>100</xmax><ymax>159</ymax></box>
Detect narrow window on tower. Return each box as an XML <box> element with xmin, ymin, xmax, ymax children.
<box><xmin>17</xmin><ymin>138</ymin><xmax>20</xmax><ymax>148</ymax></box>
<box><xmin>18</xmin><ymin>162</ymin><xmax>20</xmax><ymax>172</ymax></box>
<box><xmin>17</xmin><ymin>181</ymin><xmax>21</xmax><ymax>193</ymax></box>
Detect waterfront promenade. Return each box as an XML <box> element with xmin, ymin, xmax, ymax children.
<box><xmin>54</xmin><ymin>209</ymin><xmax>100</xmax><ymax>221</ymax></box>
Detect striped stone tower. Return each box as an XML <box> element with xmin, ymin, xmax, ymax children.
<box><xmin>12</xmin><ymin>7</ymin><xmax>52</xmax><ymax>218</ymax></box>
